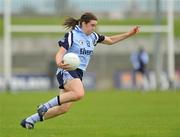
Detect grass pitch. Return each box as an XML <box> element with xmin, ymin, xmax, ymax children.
<box><xmin>0</xmin><ymin>90</ymin><xmax>180</xmax><ymax>137</ymax></box>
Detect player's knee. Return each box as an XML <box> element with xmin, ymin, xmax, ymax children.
<box><xmin>74</xmin><ymin>90</ymin><xmax>84</xmax><ymax>101</ymax></box>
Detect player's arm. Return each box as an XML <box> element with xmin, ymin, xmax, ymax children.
<box><xmin>56</xmin><ymin>32</ymin><xmax>73</xmax><ymax>70</ymax></box>
<box><xmin>55</xmin><ymin>47</ymin><xmax>71</xmax><ymax>70</ymax></box>
<box><xmin>102</xmin><ymin>26</ymin><xmax>140</xmax><ymax>45</ymax></box>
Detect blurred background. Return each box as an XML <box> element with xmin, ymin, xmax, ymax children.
<box><xmin>0</xmin><ymin>0</ymin><xmax>180</xmax><ymax>91</ymax></box>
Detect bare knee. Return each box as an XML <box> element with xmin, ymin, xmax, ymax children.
<box><xmin>64</xmin><ymin>79</ymin><xmax>85</xmax><ymax>101</ymax></box>
<box><xmin>73</xmin><ymin>90</ymin><xmax>84</xmax><ymax>101</ymax></box>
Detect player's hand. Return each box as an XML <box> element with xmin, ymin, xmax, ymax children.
<box><xmin>59</xmin><ymin>61</ymin><xmax>71</xmax><ymax>70</ymax></box>
<box><xmin>128</xmin><ymin>26</ymin><xmax>140</xmax><ymax>36</ymax></box>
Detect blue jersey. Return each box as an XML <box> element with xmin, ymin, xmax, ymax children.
<box><xmin>57</xmin><ymin>25</ymin><xmax>105</xmax><ymax>71</ymax></box>
<box><xmin>130</xmin><ymin>51</ymin><xmax>149</xmax><ymax>70</ymax></box>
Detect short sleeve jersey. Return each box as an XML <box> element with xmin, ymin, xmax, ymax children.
<box><xmin>58</xmin><ymin>25</ymin><xmax>105</xmax><ymax>71</ymax></box>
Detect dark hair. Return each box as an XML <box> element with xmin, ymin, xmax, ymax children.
<box><xmin>63</xmin><ymin>12</ymin><xmax>98</xmax><ymax>30</ymax></box>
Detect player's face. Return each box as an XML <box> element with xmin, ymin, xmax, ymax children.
<box><xmin>82</xmin><ymin>20</ymin><xmax>97</xmax><ymax>35</ymax></box>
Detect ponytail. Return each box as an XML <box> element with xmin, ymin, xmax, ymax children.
<box><xmin>63</xmin><ymin>12</ymin><xmax>97</xmax><ymax>30</ymax></box>
<box><xmin>63</xmin><ymin>17</ymin><xmax>79</xmax><ymax>30</ymax></box>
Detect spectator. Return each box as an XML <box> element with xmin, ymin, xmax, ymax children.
<box><xmin>130</xmin><ymin>48</ymin><xmax>149</xmax><ymax>89</ymax></box>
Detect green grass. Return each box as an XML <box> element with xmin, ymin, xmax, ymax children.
<box><xmin>0</xmin><ymin>90</ymin><xmax>180</xmax><ymax>137</ymax></box>
<box><xmin>0</xmin><ymin>17</ymin><xmax>180</xmax><ymax>37</ymax></box>
<box><xmin>0</xmin><ymin>17</ymin><xmax>3</xmax><ymax>37</ymax></box>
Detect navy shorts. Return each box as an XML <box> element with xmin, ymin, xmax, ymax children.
<box><xmin>56</xmin><ymin>68</ymin><xmax>83</xmax><ymax>89</ymax></box>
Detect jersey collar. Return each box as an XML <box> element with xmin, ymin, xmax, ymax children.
<box><xmin>74</xmin><ymin>25</ymin><xmax>92</xmax><ymax>36</ymax></box>
<box><xmin>74</xmin><ymin>25</ymin><xmax>83</xmax><ymax>32</ymax></box>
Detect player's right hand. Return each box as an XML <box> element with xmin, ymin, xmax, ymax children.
<box><xmin>59</xmin><ymin>60</ymin><xmax>71</xmax><ymax>70</ymax></box>
<box><xmin>128</xmin><ymin>26</ymin><xmax>140</xmax><ymax>36</ymax></box>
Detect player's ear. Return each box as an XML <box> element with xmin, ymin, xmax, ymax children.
<box><xmin>82</xmin><ymin>21</ymin><xmax>87</xmax><ymax>26</ymax></box>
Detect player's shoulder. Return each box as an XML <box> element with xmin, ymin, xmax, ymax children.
<box><xmin>63</xmin><ymin>31</ymin><xmax>73</xmax><ymax>39</ymax></box>
<box><xmin>90</xmin><ymin>32</ymin><xmax>99</xmax><ymax>40</ymax></box>
<box><xmin>91</xmin><ymin>32</ymin><xmax>105</xmax><ymax>43</ymax></box>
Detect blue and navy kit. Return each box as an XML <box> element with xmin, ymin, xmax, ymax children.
<box><xmin>56</xmin><ymin>25</ymin><xmax>105</xmax><ymax>89</ymax></box>
<box><xmin>131</xmin><ymin>51</ymin><xmax>149</xmax><ymax>73</ymax></box>
<box><xmin>58</xmin><ymin>25</ymin><xmax>105</xmax><ymax>71</ymax></box>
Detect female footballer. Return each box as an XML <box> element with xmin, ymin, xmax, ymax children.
<box><xmin>21</xmin><ymin>12</ymin><xmax>139</xmax><ymax>129</ymax></box>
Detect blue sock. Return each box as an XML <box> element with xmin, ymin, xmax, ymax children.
<box><xmin>44</xmin><ymin>96</ymin><xmax>61</xmax><ymax>109</ymax></box>
<box><xmin>26</xmin><ymin>113</ymin><xmax>40</xmax><ymax>124</ymax></box>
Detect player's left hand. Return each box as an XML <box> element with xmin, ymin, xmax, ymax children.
<box><xmin>128</xmin><ymin>26</ymin><xmax>140</xmax><ymax>36</ymax></box>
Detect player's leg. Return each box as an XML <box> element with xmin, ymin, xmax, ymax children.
<box><xmin>22</xmin><ymin>79</ymin><xmax>83</xmax><ymax>126</ymax></box>
<box><xmin>144</xmin><ymin>68</ymin><xmax>150</xmax><ymax>82</ymax></box>
<box><xmin>44</xmin><ymin>102</ymin><xmax>72</xmax><ymax>120</ymax></box>
<box><xmin>21</xmin><ymin>79</ymin><xmax>84</xmax><ymax>129</ymax></box>
<box><xmin>22</xmin><ymin>102</ymin><xmax>73</xmax><ymax>128</ymax></box>
<box><xmin>142</xmin><ymin>68</ymin><xmax>150</xmax><ymax>90</ymax></box>
<box><xmin>20</xmin><ymin>90</ymin><xmax>72</xmax><ymax>129</ymax></box>
<box><xmin>43</xmin><ymin>89</ymin><xmax>73</xmax><ymax>120</ymax></box>
<box><xmin>132</xmin><ymin>69</ymin><xmax>137</xmax><ymax>89</ymax></box>
<box><xmin>42</xmin><ymin>78</ymin><xmax>84</xmax><ymax>119</ymax></box>
<box><xmin>59</xmin><ymin>78</ymin><xmax>84</xmax><ymax>103</ymax></box>
<box><xmin>20</xmin><ymin>69</ymin><xmax>84</xmax><ymax>129</ymax></box>
<box><xmin>20</xmin><ymin>79</ymin><xmax>83</xmax><ymax>129</ymax></box>
<box><xmin>37</xmin><ymin>78</ymin><xmax>84</xmax><ymax>120</ymax></box>
<box><xmin>37</xmin><ymin>68</ymin><xmax>84</xmax><ymax>118</ymax></box>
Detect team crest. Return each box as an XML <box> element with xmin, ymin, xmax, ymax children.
<box><xmin>78</xmin><ymin>40</ymin><xmax>84</xmax><ymax>45</ymax></box>
<box><xmin>86</xmin><ymin>40</ymin><xmax>90</xmax><ymax>47</ymax></box>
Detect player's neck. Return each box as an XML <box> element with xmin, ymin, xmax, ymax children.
<box><xmin>81</xmin><ymin>26</ymin><xmax>90</xmax><ymax>36</ymax></box>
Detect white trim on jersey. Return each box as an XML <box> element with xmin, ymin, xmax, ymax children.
<box><xmin>68</xmin><ymin>31</ymin><xmax>72</xmax><ymax>48</ymax></box>
<box><xmin>92</xmin><ymin>32</ymin><xmax>99</xmax><ymax>46</ymax></box>
<box><xmin>93</xmin><ymin>32</ymin><xmax>99</xmax><ymax>42</ymax></box>
<box><xmin>75</xmin><ymin>25</ymin><xmax>81</xmax><ymax>31</ymax></box>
